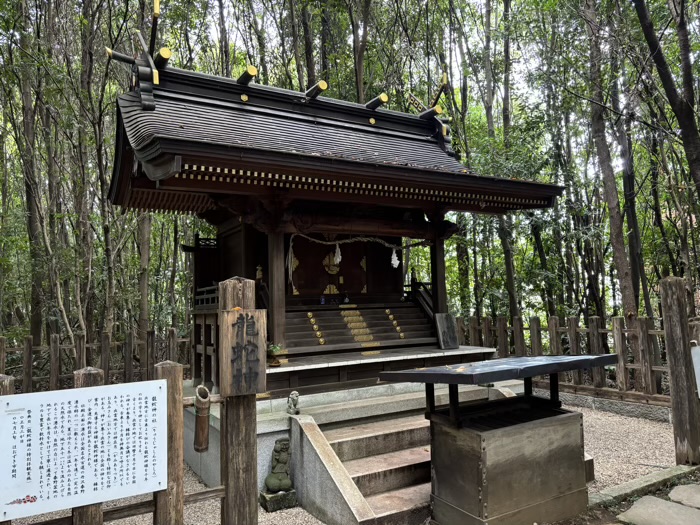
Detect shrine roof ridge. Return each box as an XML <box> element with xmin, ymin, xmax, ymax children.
<box><xmin>156</xmin><ymin>66</ymin><xmax>449</xmax><ymax>135</ymax></box>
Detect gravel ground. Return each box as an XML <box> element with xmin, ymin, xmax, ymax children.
<box><xmin>14</xmin><ymin>406</ymin><xmax>675</xmax><ymax>525</ymax></box>
<box><xmin>14</xmin><ymin>467</ymin><xmax>324</xmax><ymax>525</ymax></box>
<box><xmin>570</xmin><ymin>405</ymin><xmax>676</xmax><ymax>493</ymax></box>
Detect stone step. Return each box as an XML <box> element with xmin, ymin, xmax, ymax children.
<box><xmin>670</xmin><ymin>484</ymin><xmax>700</xmax><ymax>509</ymax></box>
<box><xmin>365</xmin><ymin>482</ymin><xmax>431</xmax><ymax>525</ymax></box>
<box><xmin>325</xmin><ymin>415</ymin><xmax>430</xmax><ymax>461</ymax></box>
<box><xmin>618</xmin><ymin>495</ymin><xmax>700</xmax><ymax>525</ymax></box>
<box><xmin>344</xmin><ymin>446</ymin><xmax>431</xmax><ymax>497</ymax></box>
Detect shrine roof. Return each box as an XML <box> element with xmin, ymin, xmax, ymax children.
<box><xmin>109</xmin><ymin>66</ymin><xmax>564</xmax><ymax>215</ymax></box>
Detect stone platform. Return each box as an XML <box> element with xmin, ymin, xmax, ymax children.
<box><xmin>183</xmin><ymin>376</ymin><xmax>523</xmax><ymax>492</ymax></box>
<box><xmin>618</xmin><ymin>485</ymin><xmax>700</xmax><ymax>525</ymax></box>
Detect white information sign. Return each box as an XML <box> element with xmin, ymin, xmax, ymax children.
<box><xmin>691</xmin><ymin>347</ymin><xmax>700</xmax><ymax>400</ymax></box>
<box><xmin>0</xmin><ymin>380</ymin><xmax>167</xmax><ymax>520</ymax></box>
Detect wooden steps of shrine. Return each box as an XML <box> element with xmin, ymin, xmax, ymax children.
<box><xmin>284</xmin><ymin>302</ymin><xmax>435</xmax><ymax>352</ymax></box>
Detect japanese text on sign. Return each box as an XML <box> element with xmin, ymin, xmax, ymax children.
<box><xmin>0</xmin><ymin>380</ymin><xmax>167</xmax><ymax>520</ymax></box>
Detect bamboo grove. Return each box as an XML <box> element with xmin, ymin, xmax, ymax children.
<box><xmin>0</xmin><ymin>0</ymin><xmax>698</xmax><ymax>346</ymax></box>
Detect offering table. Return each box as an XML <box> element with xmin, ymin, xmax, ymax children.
<box><xmin>379</xmin><ymin>354</ymin><xmax>617</xmax><ymax>525</ymax></box>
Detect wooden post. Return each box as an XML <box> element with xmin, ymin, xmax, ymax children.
<box><xmin>218</xmin><ymin>277</ymin><xmax>259</xmax><ymax>525</ymax></box>
<box><xmin>0</xmin><ymin>373</ymin><xmax>14</xmax><ymax>395</ymax></box>
<box><xmin>483</xmin><ymin>318</ymin><xmax>494</xmax><ymax>348</ymax></box>
<box><xmin>210</xmin><ymin>318</ymin><xmax>219</xmax><ymax>395</ymax></box>
<box><xmin>468</xmin><ymin>316</ymin><xmax>480</xmax><ymax>346</ymax></box>
<box><xmin>530</xmin><ymin>317</ymin><xmax>542</xmax><ymax>356</ymax></box>
<box><xmin>50</xmin><ymin>334</ymin><xmax>61</xmax><ymax>391</ymax></box>
<box><xmin>661</xmin><ymin>277</ymin><xmax>700</xmax><ymax>465</ymax></box>
<box><xmin>72</xmin><ymin>367</ymin><xmax>105</xmax><ymax>525</ymax></box>
<box><xmin>0</xmin><ymin>337</ymin><xmax>5</xmax><ymax>375</ymax></box>
<box><xmin>548</xmin><ymin>316</ymin><xmax>561</xmax><ymax>356</ymax></box>
<box><xmin>268</xmin><ymin>231</ymin><xmax>286</xmax><ymax>348</ymax></box>
<box><xmin>23</xmin><ymin>336</ymin><xmax>32</xmax><ymax>394</ymax></box>
<box><xmin>612</xmin><ymin>317</ymin><xmax>629</xmax><ymax>391</ymax></box>
<box><xmin>496</xmin><ymin>316</ymin><xmax>508</xmax><ymax>358</ymax></box>
<box><xmin>651</xmin><ymin>320</ymin><xmax>663</xmax><ymax>394</ymax></box>
<box><xmin>636</xmin><ymin>317</ymin><xmax>655</xmax><ymax>395</ymax></box>
<box><xmin>101</xmin><ymin>331</ymin><xmax>111</xmax><ymax>384</ymax></box>
<box><xmin>0</xmin><ymin>373</ymin><xmax>13</xmax><ymax>525</ymax></box>
<box><xmin>430</xmin><ymin>234</ymin><xmax>448</xmax><ymax>314</ymax></box>
<box><xmin>513</xmin><ymin>316</ymin><xmax>526</xmax><ymax>357</ymax></box>
<box><xmin>194</xmin><ymin>385</ymin><xmax>211</xmax><ymax>453</ymax></box>
<box><xmin>168</xmin><ymin>328</ymin><xmax>178</xmax><ymax>362</ymax></box>
<box><xmin>124</xmin><ymin>331</ymin><xmax>134</xmax><ymax>383</ymax></box>
<box><xmin>589</xmin><ymin>317</ymin><xmax>605</xmax><ymax>388</ymax></box>
<box><xmin>154</xmin><ymin>361</ymin><xmax>184</xmax><ymax>525</ymax></box>
<box><xmin>75</xmin><ymin>332</ymin><xmax>86</xmax><ymax>369</ymax></box>
<box><xmin>455</xmin><ymin>317</ymin><xmax>467</xmax><ymax>345</ymax></box>
<box><xmin>568</xmin><ymin>317</ymin><xmax>581</xmax><ymax>384</ymax></box>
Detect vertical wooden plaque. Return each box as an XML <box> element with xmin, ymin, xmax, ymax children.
<box><xmin>219</xmin><ymin>309</ymin><xmax>267</xmax><ymax>397</ymax></box>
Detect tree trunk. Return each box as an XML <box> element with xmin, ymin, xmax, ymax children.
<box><xmin>19</xmin><ymin>0</ymin><xmax>44</xmax><ymax>345</ymax></box>
<box><xmin>456</xmin><ymin>214</ymin><xmax>470</xmax><ymax>316</ymax></box>
<box><xmin>288</xmin><ymin>0</ymin><xmax>305</xmax><ymax>91</ymax></box>
<box><xmin>320</xmin><ymin>0</ymin><xmax>331</xmax><ymax>82</ymax></box>
<box><xmin>169</xmin><ymin>218</ymin><xmax>179</xmax><ymax>329</ymax></box>
<box><xmin>584</xmin><ymin>0</ymin><xmax>638</xmax><ymax>321</ymax></box>
<box><xmin>217</xmin><ymin>0</ymin><xmax>231</xmax><ymax>77</ymax></box>
<box><xmin>138</xmin><ymin>214</ymin><xmax>151</xmax><ymax>340</ymax></box>
<box><xmin>631</xmin><ymin>0</ymin><xmax>700</xmax><ymax>202</ymax></box>
<box><xmin>348</xmin><ymin>0</ymin><xmax>371</xmax><ymax>103</ymax></box>
<box><xmin>301</xmin><ymin>2</ymin><xmax>317</xmax><ymax>89</ymax></box>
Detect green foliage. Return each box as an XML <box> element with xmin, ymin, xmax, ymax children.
<box><xmin>0</xmin><ymin>0</ymin><xmax>698</xmax><ymax>347</ymax></box>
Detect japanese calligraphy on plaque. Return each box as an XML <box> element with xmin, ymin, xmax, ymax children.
<box><xmin>0</xmin><ymin>380</ymin><xmax>167</xmax><ymax>521</ymax></box>
<box><xmin>219</xmin><ymin>309</ymin><xmax>267</xmax><ymax>397</ymax></box>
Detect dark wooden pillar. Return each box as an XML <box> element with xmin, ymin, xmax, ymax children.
<box><xmin>268</xmin><ymin>231</ymin><xmax>286</xmax><ymax>348</ymax></box>
<box><xmin>430</xmin><ymin>229</ymin><xmax>448</xmax><ymax>314</ymax></box>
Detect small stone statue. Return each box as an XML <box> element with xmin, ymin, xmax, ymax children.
<box><xmin>265</xmin><ymin>438</ymin><xmax>293</xmax><ymax>492</ymax></box>
<box><xmin>287</xmin><ymin>391</ymin><xmax>300</xmax><ymax>415</ymax></box>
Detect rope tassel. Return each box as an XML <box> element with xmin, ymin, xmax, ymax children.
<box><xmin>334</xmin><ymin>243</ymin><xmax>342</xmax><ymax>264</ymax></box>
<box><xmin>391</xmin><ymin>248</ymin><xmax>399</xmax><ymax>268</ymax></box>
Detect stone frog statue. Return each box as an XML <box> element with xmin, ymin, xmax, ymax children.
<box><xmin>265</xmin><ymin>438</ymin><xmax>293</xmax><ymax>492</ymax></box>
<box><xmin>287</xmin><ymin>390</ymin><xmax>300</xmax><ymax>415</ymax></box>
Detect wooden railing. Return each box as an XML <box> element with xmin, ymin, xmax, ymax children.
<box><xmin>0</xmin><ymin>361</ymin><xmax>236</xmax><ymax>525</ymax></box>
<box><xmin>0</xmin><ymin>328</ymin><xmax>190</xmax><ymax>394</ymax></box>
<box><xmin>456</xmin><ymin>314</ymin><xmax>673</xmax><ymax>403</ymax></box>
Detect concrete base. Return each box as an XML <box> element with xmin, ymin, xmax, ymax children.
<box><xmin>260</xmin><ymin>489</ymin><xmax>298</xmax><ymax>512</ymax></box>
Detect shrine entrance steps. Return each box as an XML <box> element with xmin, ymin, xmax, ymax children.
<box><xmin>288</xmin><ymin>384</ymin><xmax>523</xmax><ymax>525</ymax></box>
<box><xmin>324</xmin><ymin>415</ymin><xmax>432</xmax><ymax>525</ymax></box>
<box><xmin>284</xmin><ymin>302</ymin><xmax>436</xmax><ymax>353</ymax></box>
<box><xmin>268</xmin><ymin>301</ymin><xmax>480</xmax><ymax>397</ymax></box>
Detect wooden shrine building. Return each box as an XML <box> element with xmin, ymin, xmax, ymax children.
<box><xmin>109</xmin><ymin>59</ymin><xmax>564</xmax><ymax>396</ymax></box>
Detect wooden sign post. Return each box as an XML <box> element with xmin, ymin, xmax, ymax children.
<box><xmin>660</xmin><ymin>277</ymin><xmax>700</xmax><ymax>465</ymax></box>
<box><xmin>218</xmin><ymin>277</ymin><xmax>265</xmax><ymax>525</ymax></box>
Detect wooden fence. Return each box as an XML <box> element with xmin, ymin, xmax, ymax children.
<box><xmin>456</xmin><ymin>314</ymin><xmax>673</xmax><ymax>405</ymax></box>
<box><xmin>0</xmin><ymin>361</ymin><xmax>234</xmax><ymax>525</ymax></box>
<box><xmin>0</xmin><ymin>278</ymin><xmax>262</xmax><ymax>524</ymax></box>
<box><xmin>0</xmin><ymin>328</ymin><xmax>191</xmax><ymax>394</ymax></box>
